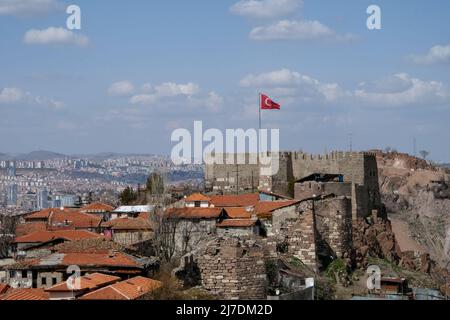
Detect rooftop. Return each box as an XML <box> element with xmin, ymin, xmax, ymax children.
<box><xmin>79</xmin><ymin>276</ymin><xmax>162</xmax><ymax>300</ymax></box>
<box><xmin>165</xmin><ymin>207</ymin><xmax>224</xmax><ymax>219</ymax></box>
<box><xmin>185</xmin><ymin>193</ymin><xmax>211</xmax><ymax>202</ymax></box>
<box><xmin>15</xmin><ymin>230</ymin><xmax>102</xmax><ymax>244</ymax></box>
<box><xmin>46</xmin><ymin>273</ymin><xmax>121</xmax><ymax>292</ymax></box>
<box><xmin>209</xmin><ymin>193</ymin><xmax>259</xmax><ymax>207</ymax></box>
<box><xmin>0</xmin><ymin>288</ymin><xmax>49</xmax><ymax>301</ymax></box>
<box><xmin>217</xmin><ymin>219</ymin><xmax>257</xmax><ymax>228</ymax></box>
<box><xmin>79</xmin><ymin>202</ymin><xmax>115</xmax><ymax>213</ymax></box>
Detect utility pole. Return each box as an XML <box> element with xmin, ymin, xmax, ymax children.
<box><xmin>348</xmin><ymin>133</ymin><xmax>353</xmax><ymax>152</ymax></box>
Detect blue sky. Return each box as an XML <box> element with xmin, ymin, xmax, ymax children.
<box><xmin>1</xmin><ymin>0</ymin><xmax>450</xmax><ymax>161</ymax></box>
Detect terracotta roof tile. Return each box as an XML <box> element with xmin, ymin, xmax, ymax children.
<box><xmin>79</xmin><ymin>276</ymin><xmax>162</xmax><ymax>300</ymax></box>
<box><xmin>217</xmin><ymin>219</ymin><xmax>257</xmax><ymax>228</ymax></box>
<box><xmin>209</xmin><ymin>193</ymin><xmax>259</xmax><ymax>207</ymax></box>
<box><xmin>255</xmin><ymin>200</ymin><xmax>299</xmax><ymax>218</ymax></box>
<box><xmin>15</xmin><ymin>230</ymin><xmax>102</xmax><ymax>244</ymax></box>
<box><xmin>185</xmin><ymin>193</ymin><xmax>211</xmax><ymax>202</ymax></box>
<box><xmin>0</xmin><ymin>288</ymin><xmax>49</xmax><ymax>300</ymax></box>
<box><xmin>14</xmin><ymin>252</ymin><xmax>140</xmax><ymax>269</ymax></box>
<box><xmin>46</xmin><ymin>273</ymin><xmax>120</xmax><ymax>292</ymax></box>
<box><xmin>61</xmin><ymin>252</ymin><xmax>139</xmax><ymax>268</ymax></box>
<box><xmin>223</xmin><ymin>207</ymin><xmax>253</xmax><ymax>219</ymax></box>
<box><xmin>0</xmin><ymin>284</ymin><xmax>10</xmax><ymax>295</ymax></box>
<box><xmin>15</xmin><ymin>222</ymin><xmax>48</xmax><ymax>237</ymax></box>
<box><xmin>49</xmin><ymin>211</ymin><xmax>102</xmax><ymax>230</ymax></box>
<box><xmin>166</xmin><ymin>207</ymin><xmax>223</xmax><ymax>219</ymax></box>
<box><xmin>101</xmin><ymin>217</ymin><xmax>153</xmax><ymax>231</ymax></box>
<box><xmin>25</xmin><ymin>208</ymin><xmax>76</xmax><ymax>220</ymax></box>
<box><xmin>79</xmin><ymin>202</ymin><xmax>115</xmax><ymax>213</ymax></box>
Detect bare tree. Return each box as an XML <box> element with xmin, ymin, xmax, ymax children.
<box><xmin>152</xmin><ymin>209</ymin><xmax>179</xmax><ymax>262</ymax></box>
<box><xmin>419</xmin><ymin>150</ymin><xmax>430</xmax><ymax>160</ymax></box>
<box><xmin>0</xmin><ymin>215</ymin><xmax>17</xmax><ymax>258</ymax></box>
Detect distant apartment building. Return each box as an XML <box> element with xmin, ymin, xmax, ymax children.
<box><xmin>6</xmin><ymin>162</ymin><xmax>16</xmax><ymax>177</ymax></box>
<box><xmin>37</xmin><ymin>189</ymin><xmax>49</xmax><ymax>210</ymax></box>
<box><xmin>7</xmin><ymin>184</ymin><xmax>18</xmax><ymax>206</ymax></box>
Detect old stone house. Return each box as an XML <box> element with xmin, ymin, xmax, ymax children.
<box><xmin>101</xmin><ymin>217</ymin><xmax>153</xmax><ymax>245</ymax></box>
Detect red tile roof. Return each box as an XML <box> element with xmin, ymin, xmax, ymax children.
<box><xmin>15</xmin><ymin>252</ymin><xmax>140</xmax><ymax>269</ymax></box>
<box><xmin>185</xmin><ymin>193</ymin><xmax>211</xmax><ymax>202</ymax></box>
<box><xmin>15</xmin><ymin>230</ymin><xmax>102</xmax><ymax>244</ymax></box>
<box><xmin>255</xmin><ymin>200</ymin><xmax>299</xmax><ymax>218</ymax></box>
<box><xmin>166</xmin><ymin>207</ymin><xmax>223</xmax><ymax>219</ymax></box>
<box><xmin>15</xmin><ymin>222</ymin><xmax>48</xmax><ymax>237</ymax></box>
<box><xmin>25</xmin><ymin>208</ymin><xmax>76</xmax><ymax>220</ymax></box>
<box><xmin>209</xmin><ymin>193</ymin><xmax>259</xmax><ymax>207</ymax></box>
<box><xmin>61</xmin><ymin>253</ymin><xmax>140</xmax><ymax>268</ymax></box>
<box><xmin>217</xmin><ymin>219</ymin><xmax>257</xmax><ymax>228</ymax></box>
<box><xmin>46</xmin><ymin>273</ymin><xmax>121</xmax><ymax>292</ymax></box>
<box><xmin>79</xmin><ymin>276</ymin><xmax>162</xmax><ymax>300</ymax></box>
<box><xmin>0</xmin><ymin>284</ymin><xmax>10</xmax><ymax>295</ymax></box>
<box><xmin>223</xmin><ymin>207</ymin><xmax>253</xmax><ymax>219</ymax></box>
<box><xmin>0</xmin><ymin>288</ymin><xmax>49</xmax><ymax>300</ymax></box>
<box><xmin>101</xmin><ymin>217</ymin><xmax>153</xmax><ymax>231</ymax></box>
<box><xmin>49</xmin><ymin>211</ymin><xmax>102</xmax><ymax>230</ymax></box>
<box><xmin>79</xmin><ymin>202</ymin><xmax>115</xmax><ymax>213</ymax></box>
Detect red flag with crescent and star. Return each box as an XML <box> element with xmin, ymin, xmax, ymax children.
<box><xmin>260</xmin><ymin>93</ymin><xmax>280</xmax><ymax>110</ymax></box>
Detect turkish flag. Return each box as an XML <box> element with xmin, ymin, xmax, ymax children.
<box><xmin>260</xmin><ymin>94</ymin><xmax>280</xmax><ymax>110</ymax></box>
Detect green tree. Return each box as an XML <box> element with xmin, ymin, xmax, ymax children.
<box><xmin>119</xmin><ymin>186</ymin><xmax>138</xmax><ymax>205</ymax></box>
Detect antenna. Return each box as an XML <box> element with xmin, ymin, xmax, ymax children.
<box><xmin>348</xmin><ymin>133</ymin><xmax>353</xmax><ymax>152</ymax></box>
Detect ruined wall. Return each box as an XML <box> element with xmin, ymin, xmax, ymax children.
<box><xmin>196</xmin><ymin>238</ymin><xmax>267</xmax><ymax>300</ymax></box>
<box><xmin>314</xmin><ymin>197</ymin><xmax>353</xmax><ymax>259</ymax></box>
<box><xmin>285</xmin><ymin>210</ymin><xmax>317</xmax><ymax>271</ymax></box>
<box><xmin>294</xmin><ymin>181</ymin><xmax>352</xmax><ymax>200</ymax></box>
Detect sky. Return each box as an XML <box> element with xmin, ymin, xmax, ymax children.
<box><xmin>1</xmin><ymin>0</ymin><xmax>450</xmax><ymax>162</ymax></box>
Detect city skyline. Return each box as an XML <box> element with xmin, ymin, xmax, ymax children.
<box><xmin>1</xmin><ymin>0</ymin><xmax>450</xmax><ymax>162</ymax></box>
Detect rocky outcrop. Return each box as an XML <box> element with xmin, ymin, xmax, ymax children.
<box><xmin>352</xmin><ymin>218</ymin><xmax>401</xmax><ymax>269</ymax></box>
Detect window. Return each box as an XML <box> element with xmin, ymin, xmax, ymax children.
<box><xmin>194</xmin><ymin>201</ymin><xmax>201</xmax><ymax>207</ymax></box>
<box><xmin>52</xmin><ymin>278</ymin><xmax>57</xmax><ymax>285</ymax></box>
<box><xmin>9</xmin><ymin>270</ymin><xmax>16</xmax><ymax>278</ymax></box>
<box><xmin>41</xmin><ymin>277</ymin><xmax>47</xmax><ymax>285</ymax></box>
<box><xmin>22</xmin><ymin>270</ymin><xmax>27</xmax><ymax>278</ymax></box>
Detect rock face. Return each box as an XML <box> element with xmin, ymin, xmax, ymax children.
<box><xmin>375</xmin><ymin>151</ymin><xmax>450</xmax><ymax>268</ymax></box>
<box><xmin>352</xmin><ymin>218</ymin><xmax>401</xmax><ymax>269</ymax></box>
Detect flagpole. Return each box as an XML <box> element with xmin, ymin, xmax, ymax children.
<box><xmin>258</xmin><ymin>93</ymin><xmax>262</xmax><ymax>131</ymax></box>
<box><xmin>258</xmin><ymin>92</ymin><xmax>262</xmax><ymax>158</ymax></box>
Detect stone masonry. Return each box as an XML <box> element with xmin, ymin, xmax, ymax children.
<box><xmin>196</xmin><ymin>238</ymin><xmax>267</xmax><ymax>300</ymax></box>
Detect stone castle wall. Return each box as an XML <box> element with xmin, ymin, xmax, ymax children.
<box><xmin>314</xmin><ymin>197</ymin><xmax>353</xmax><ymax>259</ymax></box>
<box><xmin>196</xmin><ymin>238</ymin><xmax>267</xmax><ymax>300</ymax></box>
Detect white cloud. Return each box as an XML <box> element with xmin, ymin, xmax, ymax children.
<box><xmin>129</xmin><ymin>94</ymin><xmax>158</xmax><ymax>105</ymax></box>
<box><xmin>34</xmin><ymin>96</ymin><xmax>64</xmax><ymax>109</ymax></box>
<box><xmin>239</xmin><ymin>69</ymin><xmax>450</xmax><ymax>108</ymax></box>
<box><xmin>249</xmin><ymin>19</ymin><xmax>356</xmax><ymax>41</ymax></box>
<box><xmin>230</xmin><ymin>0</ymin><xmax>302</xmax><ymax>19</ymax></box>
<box><xmin>154</xmin><ymin>82</ymin><xmax>200</xmax><ymax>97</ymax></box>
<box><xmin>240</xmin><ymin>68</ymin><xmax>301</xmax><ymax>87</ymax></box>
<box><xmin>108</xmin><ymin>81</ymin><xmax>135</xmax><ymax>96</ymax></box>
<box><xmin>129</xmin><ymin>82</ymin><xmax>201</xmax><ymax>106</ymax></box>
<box><xmin>0</xmin><ymin>0</ymin><xmax>62</xmax><ymax>17</ymax></box>
<box><xmin>0</xmin><ymin>86</ymin><xmax>64</xmax><ymax>109</ymax></box>
<box><xmin>0</xmin><ymin>87</ymin><xmax>24</xmax><ymax>104</ymax></box>
<box><xmin>354</xmin><ymin>73</ymin><xmax>449</xmax><ymax>107</ymax></box>
<box><xmin>24</xmin><ymin>27</ymin><xmax>89</xmax><ymax>47</ymax></box>
<box><xmin>408</xmin><ymin>44</ymin><xmax>450</xmax><ymax>65</ymax></box>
